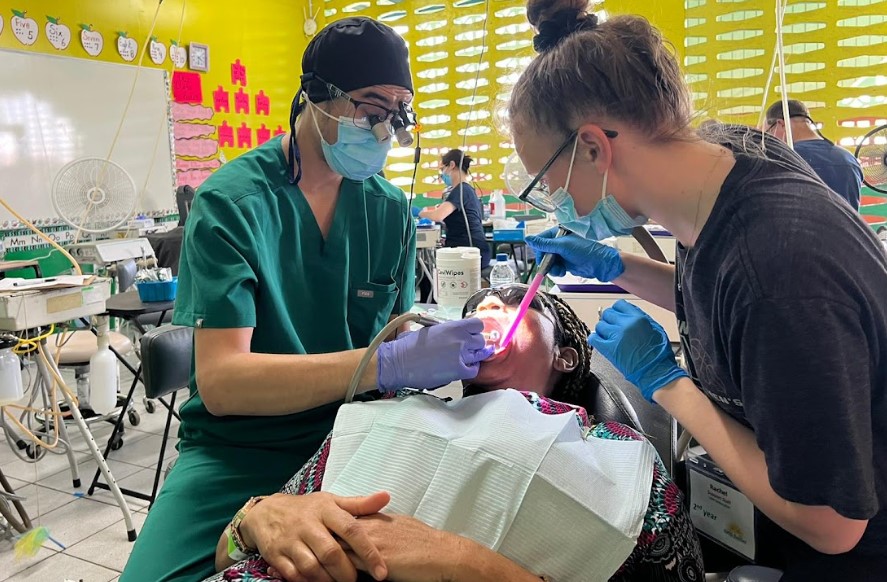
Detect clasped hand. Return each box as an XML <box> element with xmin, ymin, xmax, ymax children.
<box><xmin>243</xmin><ymin>491</ymin><xmax>465</xmax><ymax>582</ymax></box>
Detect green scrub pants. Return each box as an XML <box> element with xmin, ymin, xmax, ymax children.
<box><xmin>120</xmin><ymin>442</ymin><xmax>298</xmax><ymax>582</ymax></box>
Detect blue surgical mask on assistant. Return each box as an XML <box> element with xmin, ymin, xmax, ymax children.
<box><xmin>441</xmin><ymin>170</ymin><xmax>453</xmax><ymax>188</ymax></box>
<box><xmin>550</xmin><ymin>137</ymin><xmax>647</xmax><ymax>240</ymax></box>
<box><xmin>310</xmin><ymin>99</ymin><xmax>392</xmax><ymax>181</ymax></box>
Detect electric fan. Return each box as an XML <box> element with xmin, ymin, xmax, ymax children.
<box><xmin>51</xmin><ymin>157</ymin><xmax>138</xmax><ymax>234</ymax></box>
<box><xmin>854</xmin><ymin>124</ymin><xmax>887</xmax><ymax>196</ymax></box>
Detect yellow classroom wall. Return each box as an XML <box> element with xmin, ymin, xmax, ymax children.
<box><xmin>0</xmin><ymin>0</ymin><xmax>309</xmax><ymax>191</ymax></box>
<box><xmin>316</xmin><ymin>0</ymin><xmax>687</xmax><ymax>196</ymax></box>
<box><xmin>684</xmin><ymin>0</ymin><xmax>887</xmax><ymax>228</ymax></box>
<box><xmin>2</xmin><ymin>0</ymin><xmax>883</xmax><ymax>226</ymax></box>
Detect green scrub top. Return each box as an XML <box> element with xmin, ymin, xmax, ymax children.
<box><xmin>172</xmin><ymin>134</ymin><xmax>416</xmax><ymax>452</ymax></box>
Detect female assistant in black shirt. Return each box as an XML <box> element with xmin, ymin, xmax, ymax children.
<box><xmin>419</xmin><ymin>149</ymin><xmax>491</xmax><ymax>270</ymax></box>
<box><xmin>514</xmin><ymin>0</ymin><xmax>887</xmax><ymax>579</ymax></box>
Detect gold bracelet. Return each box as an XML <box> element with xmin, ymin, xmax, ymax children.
<box><xmin>226</xmin><ymin>495</ymin><xmax>267</xmax><ymax>560</ymax></box>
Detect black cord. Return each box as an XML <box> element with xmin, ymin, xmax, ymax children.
<box><xmin>403</xmin><ymin>132</ymin><xmax>422</xmax><ymax>299</ymax></box>
<box><xmin>408</xmin><ymin>132</ymin><xmax>421</xmax><ymax>210</ymax></box>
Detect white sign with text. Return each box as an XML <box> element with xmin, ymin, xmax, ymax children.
<box><xmin>689</xmin><ymin>469</ymin><xmax>756</xmax><ymax>560</ymax></box>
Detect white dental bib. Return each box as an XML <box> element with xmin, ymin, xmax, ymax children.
<box><xmin>322</xmin><ymin>390</ymin><xmax>655</xmax><ymax>581</ymax></box>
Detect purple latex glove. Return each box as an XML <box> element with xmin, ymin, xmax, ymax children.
<box><xmin>525</xmin><ymin>227</ymin><xmax>625</xmax><ymax>282</ymax></box>
<box><xmin>377</xmin><ymin>318</ymin><xmax>494</xmax><ymax>392</ymax></box>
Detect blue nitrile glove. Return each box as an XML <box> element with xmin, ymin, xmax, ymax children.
<box><xmin>377</xmin><ymin>318</ymin><xmax>494</xmax><ymax>392</ymax></box>
<box><xmin>411</xmin><ymin>206</ymin><xmax>421</xmax><ymax>218</ymax></box>
<box><xmin>588</xmin><ymin>300</ymin><xmax>688</xmax><ymax>402</ymax></box>
<box><xmin>525</xmin><ymin>227</ymin><xmax>625</xmax><ymax>282</ymax></box>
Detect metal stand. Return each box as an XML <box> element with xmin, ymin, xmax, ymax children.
<box><xmin>36</xmin><ymin>338</ymin><xmax>137</xmax><ymax>541</ymax></box>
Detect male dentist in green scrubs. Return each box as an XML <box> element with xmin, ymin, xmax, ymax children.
<box><xmin>122</xmin><ymin>17</ymin><xmax>490</xmax><ymax>582</ymax></box>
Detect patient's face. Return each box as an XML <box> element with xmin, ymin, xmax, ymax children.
<box><xmin>467</xmin><ymin>294</ymin><xmax>566</xmax><ymax>395</ymax></box>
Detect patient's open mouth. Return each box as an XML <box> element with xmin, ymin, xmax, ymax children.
<box><xmin>475</xmin><ymin>313</ymin><xmax>513</xmax><ymax>361</ymax></box>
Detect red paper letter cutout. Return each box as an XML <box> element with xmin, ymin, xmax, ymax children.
<box><xmin>213</xmin><ymin>86</ymin><xmax>230</xmax><ymax>113</ymax></box>
<box><xmin>172</xmin><ymin>71</ymin><xmax>203</xmax><ymax>104</ymax></box>
<box><xmin>237</xmin><ymin>123</ymin><xmax>252</xmax><ymax>148</ymax></box>
<box><xmin>234</xmin><ymin>88</ymin><xmax>250</xmax><ymax>114</ymax></box>
<box><xmin>255</xmin><ymin>90</ymin><xmax>270</xmax><ymax>116</ymax></box>
<box><xmin>274</xmin><ymin>125</ymin><xmax>286</xmax><ymax>136</ymax></box>
<box><xmin>231</xmin><ymin>59</ymin><xmax>247</xmax><ymax>86</ymax></box>
<box><xmin>218</xmin><ymin>121</ymin><xmax>234</xmax><ymax>147</ymax></box>
<box><xmin>256</xmin><ymin>124</ymin><xmax>271</xmax><ymax>145</ymax></box>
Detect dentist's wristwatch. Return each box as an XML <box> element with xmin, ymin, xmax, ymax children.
<box><xmin>226</xmin><ymin>495</ymin><xmax>268</xmax><ymax>561</ymax></box>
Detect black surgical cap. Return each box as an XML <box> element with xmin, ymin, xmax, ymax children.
<box><xmin>301</xmin><ymin>17</ymin><xmax>414</xmax><ymax>102</ymax></box>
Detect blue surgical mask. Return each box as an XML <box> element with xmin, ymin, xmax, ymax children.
<box><xmin>551</xmin><ymin>138</ymin><xmax>647</xmax><ymax>240</ymax></box>
<box><xmin>441</xmin><ymin>171</ymin><xmax>453</xmax><ymax>187</ymax></box>
<box><xmin>310</xmin><ymin>100</ymin><xmax>391</xmax><ymax>181</ymax></box>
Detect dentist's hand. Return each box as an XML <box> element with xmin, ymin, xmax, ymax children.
<box><xmin>589</xmin><ymin>300</ymin><xmax>688</xmax><ymax>402</ymax></box>
<box><xmin>525</xmin><ymin>227</ymin><xmax>625</xmax><ymax>282</ymax></box>
<box><xmin>377</xmin><ymin>318</ymin><xmax>493</xmax><ymax>392</ymax></box>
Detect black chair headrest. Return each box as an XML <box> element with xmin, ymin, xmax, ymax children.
<box><xmin>140</xmin><ymin>325</ymin><xmax>193</xmax><ymax>399</ymax></box>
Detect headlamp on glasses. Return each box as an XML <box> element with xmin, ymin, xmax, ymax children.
<box><xmin>366</xmin><ymin>103</ymin><xmax>417</xmax><ymax>147</ymax></box>
<box><xmin>301</xmin><ymin>73</ymin><xmax>419</xmax><ymax>146</ymax></box>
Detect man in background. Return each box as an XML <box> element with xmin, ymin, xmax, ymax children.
<box><xmin>766</xmin><ymin>100</ymin><xmax>864</xmax><ymax>210</ymax></box>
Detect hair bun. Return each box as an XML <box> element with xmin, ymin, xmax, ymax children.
<box><xmin>533</xmin><ymin>9</ymin><xmax>598</xmax><ymax>53</ymax></box>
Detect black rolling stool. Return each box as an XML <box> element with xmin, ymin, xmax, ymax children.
<box><xmin>134</xmin><ymin>325</ymin><xmax>191</xmax><ymax>506</ymax></box>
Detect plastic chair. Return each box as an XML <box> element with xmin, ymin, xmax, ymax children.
<box><xmin>116</xmin><ymin>258</ymin><xmax>138</xmax><ymax>293</ymax></box>
<box><xmin>139</xmin><ymin>325</ymin><xmax>192</xmax><ymax>506</ymax></box>
<box><xmin>114</xmin><ymin>258</ymin><xmax>172</xmax><ymax>330</ymax></box>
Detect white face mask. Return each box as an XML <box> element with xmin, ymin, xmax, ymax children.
<box><xmin>550</xmin><ymin>137</ymin><xmax>648</xmax><ymax>240</ymax></box>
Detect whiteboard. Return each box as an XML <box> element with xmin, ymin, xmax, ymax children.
<box><xmin>0</xmin><ymin>48</ymin><xmax>176</xmax><ymax>223</ymax></box>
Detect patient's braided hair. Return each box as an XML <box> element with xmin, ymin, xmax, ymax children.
<box><xmin>546</xmin><ymin>293</ymin><xmax>597</xmax><ymax>404</ymax></box>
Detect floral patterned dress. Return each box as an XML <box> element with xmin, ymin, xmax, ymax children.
<box><xmin>204</xmin><ymin>392</ymin><xmax>704</xmax><ymax>582</ymax></box>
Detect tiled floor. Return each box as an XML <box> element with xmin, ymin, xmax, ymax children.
<box><xmin>1</xmin><ymin>363</ymin><xmax>181</xmax><ymax>582</ymax></box>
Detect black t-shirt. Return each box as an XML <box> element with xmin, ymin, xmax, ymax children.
<box><xmin>443</xmin><ymin>182</ymin><xmax>490</xmax><ymax>268</ymax></box>
<box><xmin>675</xmin><ymin>128</ymin><xmax>887</xmax><ymax>578</ymax></box>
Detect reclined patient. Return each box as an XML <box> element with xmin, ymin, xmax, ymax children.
<box><xmin>205</xmin><ymin>286</ymin><xmax>703</xmax><ymax>582</ymax></box>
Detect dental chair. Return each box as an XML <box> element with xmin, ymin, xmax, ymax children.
<box><xmin>586</xmin><ymin>350</ymin><xmax>678</xmax><ymax>475</ymax></box>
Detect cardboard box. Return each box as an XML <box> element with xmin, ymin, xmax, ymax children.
<box><xmin>0</xmin><ymin>278</ymin><xmax>111</xmax><ymax>331</ymax></box>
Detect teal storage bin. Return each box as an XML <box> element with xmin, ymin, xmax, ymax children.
<box><xmin>136</xmin><ymin>277</ymin><xmax>177</xmax><ymax>302</ymax></box>
<box><xmin>492</xmin><ymin>228</ymin><xmax>525</xmax><ymax>242</ymax></box>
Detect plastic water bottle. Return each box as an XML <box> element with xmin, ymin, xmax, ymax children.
<box><xmin>0</xmin><ymin>342</ymin><xmax>23</xmax><ymax>406</ymax></box>
<box><xmin>489</xmin><ymin>253</ymin><xmax>516</xmax><ymax>288</ymax></box>
<box><xmin>490</xmin><ymin>191</ymin><xmax>507</xmax><ymax>220</ymax></box>
<box><xmin>89</xmin><ymin>320</ymin><xmax>119</xmax><ymax>414</ymax></box>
